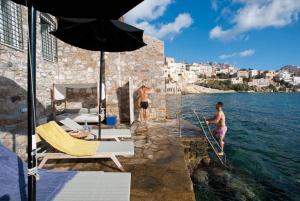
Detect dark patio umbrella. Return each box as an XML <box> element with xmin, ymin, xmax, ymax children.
<box><xmin>52</xmin><ymin>18</ymin><xmax>146</xmax><ymax>51</ymax></box>
<box><xmin>51</xmin><ymin>17</ymin><xmax>146</xmax><ymax>140</ymax></box>
<box><xmin>11</xmin><ymin>0</ymin><xmax>143</xmax><ymax>19</ymax></box>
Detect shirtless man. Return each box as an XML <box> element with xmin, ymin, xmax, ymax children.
<box><xmin>137</xmin><ymin>85</ymin><xmax>151</xmax><ymax>122</ymax></box>
<box><xmin>206</xmin><ymin>102</ymin><xmax>227</xmax><ymax>156</ymax></box>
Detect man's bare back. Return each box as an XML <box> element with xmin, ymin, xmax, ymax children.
<box><xmin>138</xmin><ymin>86</ymin><xmax>150</xmax><ymax>101</ymax></box>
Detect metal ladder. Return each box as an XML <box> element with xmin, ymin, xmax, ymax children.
<box><xmin>193</xmin><ymin>110</ymin><xmax>228</xmax><ymax>167</ymax></box>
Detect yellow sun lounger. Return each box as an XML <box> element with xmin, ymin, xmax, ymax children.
<box><xmin>36</xmin><ymin>121</ymin><xmax>134</xmax><ymax>171</ymax></box>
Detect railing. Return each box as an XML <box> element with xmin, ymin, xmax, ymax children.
<box><xmin>175</xmin><ymin>82</ymin><xmax>182</xmax><ymax>137</ymax></box>
<box><xmin>193</xmin><ymin>109</ymin><xmax>228</xmax><ymax>167</ymax></box>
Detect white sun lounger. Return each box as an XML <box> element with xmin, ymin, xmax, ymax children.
<box><xmin>56</xmin><ymin>113</ymin><xmax>100</xmax><ymax>123</ymax></box>
<box><xmin>38</xmin><ymin>141</ymin><xmax>134</xmax><ymax>171</ymax></box>
<box><xmin>54</xmin><ymin>172</ymin><xmax>131</xmax><ymax>201</ymax></box>
<box><xmin>60</xmin><ymin>118</ymin><xmax>131</xmax><ymax>141</ymax></box>
<box><xmin>36</xmin><ymin>121</ymin><xmax>134</xmax><ymax>171</ymax></box>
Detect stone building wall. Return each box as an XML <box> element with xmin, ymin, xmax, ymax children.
<box><xmin>0</xmin><ymin>8</ymin><xmax>59</xmax><ymax>158</ymax></box>
<box><xmin>105</xmin><ymin>36</ymin><xmax>166</xmax><ymax>122</ymax></box>
<box><xmin>0</xmin><ymin>6</ymin><xmax>166</xmax><ymax>159</ymax></box>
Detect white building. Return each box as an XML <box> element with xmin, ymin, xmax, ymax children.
<box><xmin>164</xmin><ymin>57</ymin><xmax>186</xmax><ymax>82</ymax></box>
<box><xmin>237</xmin><ymin>70</ymin><xmax>249</xmax><ymax>78</ymax></box>
<box><xmin>293</xmin><ymin>77</ymin><xmax>300</xmax><ymax>85</ymax></box>
<box><xmin>216</xmin><ymin>68</ymin><xmax>229</xmax><ymax>75</ymax></box>
<box><xmin>186</xmin><ymin>63</ymin><xmax>213</xmax><ymax>77</ymax></box>
<box><xmin>230</xmin><ymin>77</ymin><xmax>243</xmax><ymax>84</ymax></box>
<box><xmin>249</xmin><ymin>70</ymin><xmax>259</xmax><ymax>78</ymax></box>
<box><xmin>264</xmin><ymin>70</ymin><xmax>276</xmax><ymax>80</ymax></box>
<box><xmin>278</xmin><ymin>71</ymin><xmax>292</xmax><ymax>83</ymax></box>
<box><xmin>229</xmin><ymin>66</ymin><xmax>238</xmax><ymax>75</ymax></box>
<box><xmin>182</xmin><ymin>70</ymin><xmax>198</xmax><ymax>84</ymax></box>
<box><xmin>165</xmin><ymin>57</ymin><xmax>175</xmax><ymax>65</ymax></box>
<box><xmin>248</xmin><ymin>78</ymin><xmax>270</xmax><ymax>87</ymax></box>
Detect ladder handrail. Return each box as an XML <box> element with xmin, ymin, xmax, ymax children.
<box><xmin>193</xmin><ymin>109</ymin><xmax>227</xmax><ymax>167</ymax></box>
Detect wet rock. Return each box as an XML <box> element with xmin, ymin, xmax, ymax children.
<box><xmin>228</xmin><ymin>178</ymin><xmax>256</xmax><ymax>200</ymax></box>
<box><xmin>193</xmin><ymin>170</ymin><xmax>208</xmax><ymax>185</ymax></box>
<box><xmin>202</xmin><ymin>157</ymin><xmax>211</xmax><ymax>166</ymax></box>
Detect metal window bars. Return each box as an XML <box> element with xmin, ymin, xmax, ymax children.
<box><xmin>40</xmin><ymin>14</ymin><xmax>56</xmax><ymax>62</ymax></box>
<box><xmin>0</xmin><ymin>0</ymin><xmax>23</xmax><ymax>49</ymax></box>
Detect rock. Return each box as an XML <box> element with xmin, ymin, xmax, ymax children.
<box><xmin>202</xmin><ymin>157</ymin><xmax>211</xmax><ymax>166</ymax></box>
<box><xmin>193</xmin><ymin>170</ymin><xmax>208</xmax><ymax>185</ymax></box>
<box><xmin>228</xmin><ymin>178</ymin><xmax>256</xmax><ymax>200</ymax></box>
<box><xmin>210</xmin><ymin>169</ymin><xmax>232</xmax><ymax>185</ymax></box>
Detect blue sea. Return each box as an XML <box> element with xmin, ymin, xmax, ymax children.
<box><xmin>181</xmin><ymin>93</ymin><xmax>300</xmax><ymax>201</ymax></box>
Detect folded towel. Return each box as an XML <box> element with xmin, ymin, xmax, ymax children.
<box><xmin>36</xmin><ymin>121</ymin><xmax>98</xmax><ymax>156</ymax></box>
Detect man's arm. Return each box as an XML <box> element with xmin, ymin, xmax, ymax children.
<box><xmin>206</xmin><ymin>112</ymin><xmax>221</xmax><ymax>124</ymax></box>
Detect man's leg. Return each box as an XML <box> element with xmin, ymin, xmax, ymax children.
<box><xmin>141</xmin><ymin>107</ymin><xmax>145</xmax><ymax>122</ymax></box>
<box><xmin>138</xmin><ymin>108</ymin><xmax>142</xmax><ymax>122</ymax></box>
<box><xmin>145</xmin><ymin>109</ymin><xmax>148</xmax><ymax>122</ymax></box>
<box><xmin>143</xmin><ymin>108</ymin><xmax>147</xmax><ymax>122</ymax></box>
<box><xmin>219</xmin><ymin>136</ymin><xmax>224</xmax><ymax>155</ymax></box>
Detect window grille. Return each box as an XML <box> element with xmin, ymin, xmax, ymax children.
<box><xmin>40</xmin><ymin>14</ymin><xmax>57</xmax><ymax>62</ymax></box>
<box><xmin>0</xmin><ymin>0</ymin><xmax>23</xmax><ymax>49</ymax></box>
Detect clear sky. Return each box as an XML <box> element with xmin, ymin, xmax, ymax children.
<box><xmin>125</xmin><ymin>0</ymin><xmax>300</xmax><ymax>70</ymax></box>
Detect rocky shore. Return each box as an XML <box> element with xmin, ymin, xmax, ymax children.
<box><xmin>181</xmin><ymin>84</ymin><xmax>235</xmax><ymax>94</ymax></box>
<box><xmin>180</xmin><ymin>119</ymin><xmax>265</xmax><ymax>201</ymax></box>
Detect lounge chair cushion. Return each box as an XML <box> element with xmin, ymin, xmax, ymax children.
<box><xmin>54</xmin><ymin>172</ymin><xmax>131</xmax><ymax>201</ymax></box>
<box><xmin>36</xmin><ymin>121</ymin><xmax>98</xmax><ymax>156</ymax></box>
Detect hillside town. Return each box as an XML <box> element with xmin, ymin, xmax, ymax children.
<box><xmin>164</xmin><ymin>57</ymin><xmax>300</xmax><ymax>94</ymax></box>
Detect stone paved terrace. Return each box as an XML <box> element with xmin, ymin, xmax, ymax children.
<box><xmin>43</xmin><ymin>119</ymin><xmax>196</xmax><ymax>201</ymax></box>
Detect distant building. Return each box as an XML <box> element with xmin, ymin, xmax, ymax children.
<box><xmin>263</xmin><ymin>70</ymin><xmax>276</xmax><ymax>80</ymax></box>
<box><xmin>164</xmin><ymin>58</ymin><xmax>186</xmax><ymax>82</ymax></box>
<box><xmin>186</xmin><ymin>63</ymin><xmax>213</xmax><ymax>77</ymax></box>
<box><xmin>248</xmin><ymin>78</ymin><xmax>270</xmax><ymax>87</ymax></box>
<box><xmin>182</xmin><ymin>70</ymin><xmax>198</xmax><ymax>83</ymax></box>
<box><xmin>249</xmin><ymin>70</ymin><xmax>259</xmax><ymax>78</ymax></box>
<box><xmin>278</xmin><ymin>70</ymin><xmax>292</xmax><ymax>83</ymax></box>
<box><xmin>293</xmin><ymin>77</ymin><xmax>300</xmax><ymax>85</ymax></box>
<box><xmin>237</xmin><ymin>70</ymin><xmax>249</xmax><ymax>78</ymax></box>
<box><xmin>228</xmin><ymin>66</ymin><xmax>238</xmax><ymax>75</ymax></box>
<box><xmin>230</xmin><ymin>77</ymin><xmax>243</xmax><ymax>84</ymax></box>
<box><xmin>216</xmin><ymin>68</ymin><xmax>229</xmax><ymax>75</ymax></box>
<box><xmin>165</xmin><ymin>57</ymin><xmax>175</xmax><ymax>65</ymax></box>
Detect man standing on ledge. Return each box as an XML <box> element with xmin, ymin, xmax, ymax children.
<box><xmin>137</xmin><ymin>85</ymin><xmax>151</xmax><ymax>122</ymax></box>
<box><xmin>206</xmin><ymin>102</ymin><xmax>227</xmax><ymax>156</ymax></box>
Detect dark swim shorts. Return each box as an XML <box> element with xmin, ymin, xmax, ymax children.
<box><xmin>140</xmin><ymin>101</ymin><xmax>149</xmax><ymax>109</ymax></box>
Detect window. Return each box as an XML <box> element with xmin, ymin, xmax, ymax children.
<box><xmin>40</xmin><ymin>14</ymin><xmax>57</xmax><ymax>62</ymax></box>
<box><xmin>0</xmin><ymin>0</ymin><xmax>23</xmax><ymax>49</ymax></box>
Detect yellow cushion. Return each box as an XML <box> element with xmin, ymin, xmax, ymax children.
<box><xmin>36</xmin><ymin>121</ymin><xmax>97</xmax><ymax>156</ymax></box>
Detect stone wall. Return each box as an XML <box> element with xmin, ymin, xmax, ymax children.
<box><xmin>0</xmin><ymin>8</ymin><xmax>58</xmax><ymax>158</ymax></box>
<box><xmin>105</xmin><ymin>36</ymin><xmax>166</xmax><ymax>122</ymax></box>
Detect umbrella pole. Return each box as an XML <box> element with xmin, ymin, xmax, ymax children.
<box><xmin>98</xmin><ymin>51</ymin><xmax>105</xmax><ymax>140</ymax></box>
<box><xmin>27</xmin><ymin>5</ymin><xmax>37</xmax><ymax>201</ymax></box>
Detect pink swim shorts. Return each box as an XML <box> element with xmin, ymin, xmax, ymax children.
<box><xmin>213</xmin><ymin>126</ymin><xmax>227</xmax><ymax>138</ymax></box>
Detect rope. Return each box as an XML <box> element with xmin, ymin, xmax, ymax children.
<box><xmin>28</xmin><ymin>167</ymin><xmax>39</xmax><ymax>180</ymax></box>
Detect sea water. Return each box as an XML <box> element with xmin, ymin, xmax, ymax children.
<box><xmin>181</xmin><ymin>93</ymin><xmax>300</xmax><ymax>201</ymax></box>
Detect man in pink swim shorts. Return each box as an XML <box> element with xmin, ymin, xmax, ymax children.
<box><xmin>206</xmin><ymin>102</ymin><xmax>227</xmax><ymax>156</ymax></box>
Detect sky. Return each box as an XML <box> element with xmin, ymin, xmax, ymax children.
<box><xmin>125</xmin><ymin>0</ymin><xmax>300</xmax><ymax>70</ymax></box>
